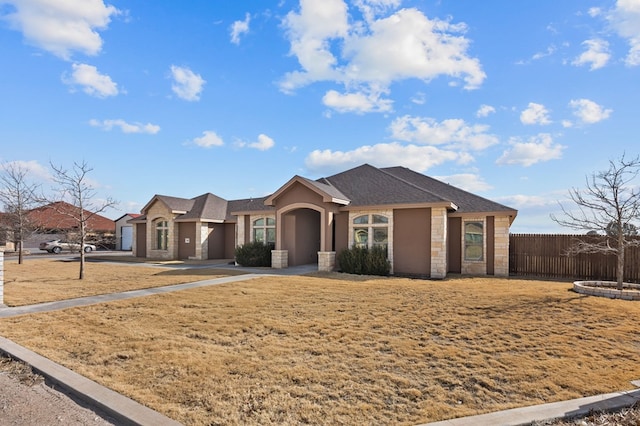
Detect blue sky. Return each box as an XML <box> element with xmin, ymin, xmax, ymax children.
<box><xmin>1</xmin><ymin>0</ymin><xmax>639</xmax><ymax>232</ymax></box>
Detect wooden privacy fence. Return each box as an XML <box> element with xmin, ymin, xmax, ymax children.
<box><xmin>509</xmin><ymin>234</ymin><xmax>640</xmax><ymax>283</ymax></box>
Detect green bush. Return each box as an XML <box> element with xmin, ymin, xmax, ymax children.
<box><xmin>337</xmin><ymin>246</ymin><xmax>390</xmax><ymax>276</ymax></box>
<box><xmin>235</xmin><ymin>241</ymin><xmax>272</xmax><ymax>267</ymax></box>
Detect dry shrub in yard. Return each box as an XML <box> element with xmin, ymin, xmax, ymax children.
<box><xmin>1</xmin><ymin>270</ymin><xmax>640</xmax><ymax>425</ymax></box>
<box><xmin>3</xmin><ymin>259</ymin><xmax>244</xmax><ymax>306</ymax></box>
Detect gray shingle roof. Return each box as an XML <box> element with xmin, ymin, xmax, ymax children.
<box><xmin>321</xmin><ymin>164</ymin><xmax>449</xmax><ymax>206</ymax></box>
<box><xmin>137</xmin><ymin>164</ymin><xmax>515</xmax><ymax>222</ymax></box>
<box><xmin>382</xmin><ymin>166</ymin><xmax>516</xmax><ymax>213</ymax></box>
<box><xmin>320</xmin><ymin>164</ymin><xmax>516</xmax><ymax>214</ymax></box>
<box><xmin>154</xmin><ymin>195</ymin><xmax>195</xmax><ymax>213</ymax></box>
<box><xmin>176</xmin><ymin>193</ymin><xmax>229</xmax><ymax>221</ymax></box>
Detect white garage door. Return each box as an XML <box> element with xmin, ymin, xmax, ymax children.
<box><xmin>121</xmin><ymin>226</ymin><xmax>133</xmax><ymax>251</ymax></box>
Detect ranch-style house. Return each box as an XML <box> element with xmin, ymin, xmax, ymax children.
<box><xmin>130</xmin><ymin>164</ymin><xmax>517</xmax><ymax>278</ymax></box>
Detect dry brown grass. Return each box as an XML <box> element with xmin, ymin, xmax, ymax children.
<box><xmin>3</xmin><ymin>258</ymin><xmax>244</xmax><ymax>306</ymax></box>
<box><xmin>1</xmin><ymin>261</ymin><xmax>640</xmax><ymax>425</ymax></box>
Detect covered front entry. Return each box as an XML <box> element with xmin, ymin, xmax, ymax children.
<box><xmin>281</xmin><ymin>208</ymin><xmax>321</xmax><ymax>266</ymax></box>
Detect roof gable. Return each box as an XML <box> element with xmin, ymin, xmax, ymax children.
<box><xmin>176</xmin><ymin>193</ymin><xmax>229</xmax><ymax>222</ymax></box>
<box><xmin>265</xmin><ymin>175</ymin><xmax>349</xmax><ymax>206</ymax></box>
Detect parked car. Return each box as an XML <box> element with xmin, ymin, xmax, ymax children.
<box><xmin>39</xmin><ymin>239</ymin><xmax>97</xmax><ymax>254</ymax></box>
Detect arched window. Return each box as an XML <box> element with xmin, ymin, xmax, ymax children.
<box><xmin>353</xmin><ymin>214</ymin><xmax>388</xmax><ymax>252</ymax></box>
<box><xmin>253</xmin><ymin>217</ymin><xmax>275</xmax><ymax>247</ymax></box>
<box><xmin>155</xmin><ymin>219</ymin><xmax>169</xmax><ymax>250</ymax></box>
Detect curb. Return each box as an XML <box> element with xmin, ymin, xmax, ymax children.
<box><xmin>0</xmin><ymin>336</ymin><xmax>181</xmax><ymax>426</ymax></box>
<box><xmin>420</xmin><ymin>387</ymin><xmax>640</xmax><ymax>426</ymax></box>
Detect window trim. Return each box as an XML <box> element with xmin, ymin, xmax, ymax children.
<box><xmin>252</xmin><ymin>216</ymin><xmax>276</xmax><ymax>246</ymax></box>
<box><xmin>155</xmin><ymin>219</ymin><xmax>169</xmax><ymax>251</ymax></box>
<box><xmin>463</xmin><ymin>220</ymin><xmax>484</xmax><ymax>262</ymax></box>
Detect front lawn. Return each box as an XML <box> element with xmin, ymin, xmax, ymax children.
<box><xmin>1</xmin><ymin>262</ymin><xmax>639</xmax><ymax>425</ymax></box>
<box><xmin>2</xmin><ymin>259</ymin><xmax>245</xmax><ymax>306</ymax></box>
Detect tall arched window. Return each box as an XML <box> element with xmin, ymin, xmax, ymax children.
<box><xmin>155</xmin><ymin>219</ymin><xmax>169</xmax><ymax>250</ymax></box>
<box><xmin>253</xmin><ymin>217</ymin><xmax>275</xmax><ymax>247</ymax></box>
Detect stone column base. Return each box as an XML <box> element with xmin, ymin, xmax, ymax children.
<box><xmin>271</xmin><ymin>250</ymin><xmax>288</xmax><ymax>269</ymax></box>
<box><xmin>317</xmin><ymin>251</ymin><xmax>336</xmax><ymax>272</ymax></box>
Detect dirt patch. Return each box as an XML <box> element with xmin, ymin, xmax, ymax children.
<box><xmin>1</xmin><ymin>271</ymin><xmax>640</xmax><ymax>425</ymax></box>
<box><xmin>0</xmin><ymin>355</ymin><xmax>118</xmax><ymax>425</ymax></box>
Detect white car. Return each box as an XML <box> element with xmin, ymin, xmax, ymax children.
<box><xmin>39</xmin><ymin>239</ymin><xmax>97</xmax><ymax>254</ymax></box>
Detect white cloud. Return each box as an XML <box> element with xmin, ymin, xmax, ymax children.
<box><xmin>607</xmin><ymin>0</ymin><xmax>640</xmax><ymax>66</ymax></box>
<box><xmin>305</xmin><ymin>142</ymin><xmax>471</xmax><ymax>174</ymax></box>
<box><xmin>569</xmin><ymin>98</ymin><xmax>612</xmax><ymax>124</ymax></box>
<box><xmin>89</xmin><ymin>119</ymin><xmax>160</xmax><ymax>134</ymax></box>
<box><xmin>0</xmin><ymin>159</ymin><xmax>51</xmax><ymax>181</ymax></box>
<box><xmin>520</xmin><ymin>102</ymin><xmax>551</xmax><ymax>125</ymax></box>
<box><xmin>353</xmin><ymin>0</ymin><xmax>401</xmax><ymax>22</ymax></box>
<box><xmin>434</xmin><ymin>173</ymin><xmax>492</xmax><ymax>192</ymax></box>
<box><xmin>235</xmin><ymin>134</ymin><xmax>275</xmax><ymax>151</ymax></box>
<box><xmin>572</xmin><ymin>39</ymin><xmax>610</xmax><ymax>70</ymax></box>
<box><xmin>280</xmin><ymin>1</ymin><xmax>485</xmax><ymax>112</ymax></box>
<box><xmin>170</xmin><ymin>65</ymin><xmax>205</xmax><ymax>101</ymax></box>
<box><xmin>531</xmin><ymin>45</ymin><xmax>558</xmax><ymax>61</ymax></box>
<box><xmin>190</xmin><ymin>131</ymin><xmax>224</xmax><ymax>148</ymax></box>
<box><xmin>2</xmin><ymin>0</ymin><xmax>120</xmax><ymax>60</ymax></box>
<box><xmin>230</xmin><ymin>13</ymin><xmax>250</xmax><ymax>45</ymax></box>
<box><xmin>498</xmin><ymin>194</ymin><xmax>555</xmax><ymax>209</ymax></box>
<box><xmin>476</xmin><ymin>104</ymin><xmax>496</xmax><ymax>118</ymax></box>
<box><xmin>249</xmin><ymin>134</ymin><xmax>275</xmax><ymax>151</ymax></box>
<box><xmin>588</xmin><ymin>7</ymin><xmax>602</xmax><ymax>17</ymax></box>
<box><xmin>322</xmin><ymin>89</ymin><xmax>393</xmax><ymax>113</ymax></box>
<box><xmin>64</xmin><ymin>63</ymin><xmax>119</xmax><ymax>97</ymax></box>
<box><xmin>390</xmin><ymin>115</ymin><xmax>499</xmax><ymax>151</ymax></box>
<box><xmin>496</xmin><ymin>133</ymin><xmax>565</xmax><ymax>167</ymax></box>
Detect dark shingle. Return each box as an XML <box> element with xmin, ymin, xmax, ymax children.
<box><xmin>382</xmin><ymin>166</ymin><xmax>516</xmax><ymax>213</ymax></box>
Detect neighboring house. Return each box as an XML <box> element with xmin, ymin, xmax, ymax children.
<box><xmin>22</xmin><ymin>201</ymin><xmax>116</xmax><ymax>249</ymax></box>
<box><xmin>114</xmin><ymin>213</ymin><xmax>141</xmax><ymax>250</ymax></box>
<box><xmin>131</xmin><ymin>164</ymin><xmax>517</xmax><ymax>278</ymax></box>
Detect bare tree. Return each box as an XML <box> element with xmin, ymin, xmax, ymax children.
<box><xmin>47</xmin><ymin>161</ymin><xmax>117</xmax><ymax>279</ymax></box>
<box><xmin>0</xmin><ymin>162</ymin><xmax>41</xmax><ymax>264</ymax></box>
<box><xmin>551</xmin><ymin>154</ymin><xmax>640</xmax><ymax>289</ymax></box>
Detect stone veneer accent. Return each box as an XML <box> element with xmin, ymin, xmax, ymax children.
<box><xmin>145</xmin><ymin>201</ymin><xmax>179</xmax><ymax>260</ymax></box>
<box><xmin>271</xmin><ymin>250</ymin><xmax>288</xmax><ymax>269</ymax></box>
<box><xmin>493</xmin><ymin>216</ymin><xmax>510</xmax><ymax>277</ymax></box>
<box><xmin>236</xmin><ymin>215</ymin><xmax>245</xmax><ymax>247</ymax></box>
<box><xmin>0</xmin><ymin>250</ymin><xmax>4</xmax><ymax>306</ymax></box>
<box><xmin>317</xmin><ymin>251</ymin><xmax>336</xmax><ymax>272</ymax></box>
<box><xmin>430</xmin><ymin>207</ymin><xmax>447</xmax><ymax>279</ymax></box>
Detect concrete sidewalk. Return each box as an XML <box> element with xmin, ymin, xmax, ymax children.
<box><xmin>421</xmin><ymin>388</ymin><xmax>640</xmax><ymax>425</ymax></box>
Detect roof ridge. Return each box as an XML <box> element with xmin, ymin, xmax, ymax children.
<box><xmin>379</xmin><ymin>166</ymin><xmax>449</xmax><ymax>203</ymax></box>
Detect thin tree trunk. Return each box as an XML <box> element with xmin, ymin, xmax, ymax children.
<box><xmin>18</xmin><ymin>240</ymin><xmax>23</xmax><ymax>265</ymax></box>
<box><xmin>617</xmin><ymin>233</ymin><xmax>624</xmax><ymax>290</ymax></box>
